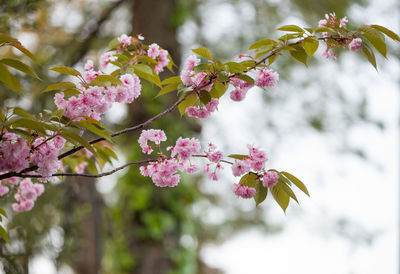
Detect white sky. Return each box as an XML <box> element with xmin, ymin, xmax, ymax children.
<box><xmin>199</xmin><ymin>1</ymin><xmax>399</xmax><ymax>274</ymax></box>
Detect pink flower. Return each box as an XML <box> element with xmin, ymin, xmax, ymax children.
<box><xmin>263</xmin><ymin>171</ymin><xmax>279</xmax><ymax>187</ymax></box>
<box><xmin>186</xmin><ymin>99</ymin><xmax>219</xmax><ymax>119</ymax></box>
<box><xmin>231</xmin><ymin>160</ymin><xmax>251</xmax><ymax>177</ymax></box>
<box><xmin>12</xmin><ymin>179</ymin><xmax>45</xmax><ymax>212</ymax></box>
<box><xmin>118</xmin><ymin>34</ymin><xmax>132</xmax><ymax>47</ymax></box>
<box><xmin>172</xmin><ymin>137</ymin><xmax>201</xmax><ymax>161</ymax></box>
<box><xmin>339</xmin><ymin>16</ymin><xmax>348</xmax><ymax>28</ymax></box>
<box><xmin>207</xmin><ymin>151</ymin><xmax>223</xmax><ymax>163</ymax></box>
<box><xmin>348</xmin><ymin>38</ymin><xmax>363</xmax><ymax>51</ymax></box>
<box><xmin>255</xmin><ymin>69</ymin><xmax>279</xmax><ymax>88</ymax></box>
<box><xmin>230</xmin><ymin>89</ymin><xmax>247</xmax><ymax>101</ymax></box>
<box><xmin>75</xmin><ymin>161</ymin><xmax>88</xmax><ymax>174</ymax></box>
<box><xmin>100</xmin><ymin>52</ymin><xmax>117</xmax><ymax>68</ymax></box>
<box><xmin>0</xmin><ymin>184</ymin><xmax>9</xmax><ymax>196</ymax></box>
<box><xmin>233</xmin><ymin>183</ymin><xmax>256</xmax><ymax>198</ymax></box>
<box><xmin>148</xmin><ymin>43</ymin><xmax>160</xmax><ymax>59</ymax></box>
<box><xmin>138</xmin><ymin>129</ymin><xmax>167</xmax><ymax>154</ymax></box>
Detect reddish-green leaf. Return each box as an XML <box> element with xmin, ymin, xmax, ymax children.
<box><xmin>0</xmin><ymin>58</ymin><xmax>39</xmax><ymax>79</ymax></box>
<box><xmin>281</xmin><ymin>171</ymin><xmax>309</xmax><ymax>196</ymax></box>
<box><xmin>271</xmin><ymin>184</ymin><xmax>290</xmax><ymax>213</ymax></box>
<box><xmin>277</xmin><ymin>25</ymin><xmax>304</xmax><ymax>32</ymax></box>
<box><xmin>304</xmin><ymin>38</ymin><xmax>319</xmax><ymax>58</ymax></box>
<box><xmin>371</xmin><ymin>24</ymin><xmax>400</xmax><ymax>41</ymax></box>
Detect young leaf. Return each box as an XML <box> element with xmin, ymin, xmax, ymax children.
<box><xmin>234</xmin><ymin>74</ymin><xmax>254</xmax><ymax>85</ymax></box>
<box><xmin>0</xmin><ymin>63</ymin><xmax>21</xmax><ymax>94</ymax></box>
<box><xmin>304</xmin><ymin>39</ymin><xmax>319</xmax><ymax>58</ymax></box>
<box><xmin>60</xmin><ymin>129</ymin><xmax>96</xmax><ymax>154</ymax></box>
<box><xmin>277</xmin><ymin>25</ymin><xmax>304</xmax><ymax>32</ymax></box>
<box><xmin>270</xmin><ymin>184</ymin><xmax>290</xmax><ymax>213</ymax></box>
<box><xmin>277</xmin><ymin>180</ymin><xmax>298</xmax><ymax>203</ymax></box>
<box><xmin>371</xmin><ymin>25</ymin><xmax>400</xmax><ymax>41</ymax></box>
<box><xmin>0</xmin><ymin>58</ymin><xmax>39</xmax><ymax>79</ymax></box>
<box><xmin>10</xmin><ymin>41</ymin><xmax>39</xmax><ymax>63</ymax></box>
<box><xmin>133</xmin><ymin>64</ymin><xmax>161</xmax><ymax>87</ymax></box>
<box><xmin>0</xmin><ymin>226</ymin><xmax>9</xmax><ymax>243</ymax></box>
<box><xmin>359</xmin><ymin>25</ymin><xmax>387</xmax><ymax>58</ymax></box>
<box><xmin>289</xmin><ymin>45</ymin><xmax>308</xmax><ymax>65</ymax></box>
<box><xmin>199</xmin><ymin>90</ymin><xmax>211</xmax><ymax>105</ymax></box>
<box><xmin>362</xmin><ymin>44</ymin><xmax>377</xmax><ymax>70</ymax></box>
<box><xmin>42</xmin><ymin>82</ymin><xmax>76</xmax><ymax>93</ymax></box>
<box><xmin>178</xmin><ymin>93</ymin><xmax>197</xmax><ymax>115</ymax></box>
<box><xmin>239</xmin><ymin>173</ymin><xmax>258</xmax><ymax>188</ymax></box>
<box><xmin>315</xmin><ymin>27</ymin><xmax>335</xmax><ymax>33</ymax></box>
<box><xmin>156</xmin><ymin>83</ymin><xmax>179</xmax><ymax>97</ymax></box>
<box><xmin>0</xmin><ymin>33</ymin><xmax>17</xmax><ymax>43</ymax></box>
<box><xmin>254</xmin><ymin>180</ymin><xmax>268</xmax><ymax>206</ymax></box>
<box><xmin>248</xmin><ymin>39</ymin><xmax>276</xmax><ymax>50</ymax></box>
<box><xmin>0</xmin><ymin>207</ymin><xmax>7</xmax><ymax>217</ymax></box>
<box><xmin>192</xmin><ymin>47</ymin><xmax>213</xmax><ymax>60</ymax></box>
<box><xmin>161</xmin><ymin>76</ymin><xmax>181</xmax><ymax>85</ymax></box>
<box><xmin>228</xmin><ymin>154</ymin><xmax>249</xmax><ymax>160</ymax></box>
<box><xmin>281</xmin><ymin>171</ymin><xmax>309</xmax><ymax>196</ymax></box>
<box><xmin>13</xmin><ymin>107</ymin><xmax>34</xmax><ymax>118</ymax></box>
<box><xmin>50</xmin><ymin>66</ymin><xmax>81</xmax><ymax>77</ymax></box>
<box><xmin>76</xmin><ymin>120</ymin><xmax>112</xmax><ymax>142</ymax></box>
<box><xmin>92</xmin><ymin>74</ymin><xmax>122</xmax><ymax>86</ymax></box>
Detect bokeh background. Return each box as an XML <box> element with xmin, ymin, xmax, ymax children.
<box><xmin>0</xmin><ymin>0</ymin><xmax>398</xmax><ymax>273</ymax></box>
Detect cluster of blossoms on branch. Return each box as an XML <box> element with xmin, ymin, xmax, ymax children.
<box><xmin>137</xmin><ymin>128</ymin><xmax>279</xmax><ymax>200</ymax></box>
<box><xmin>0</xmin><ymin>13</ymin><xmax>398</xmax><ymax>223</ymax></box>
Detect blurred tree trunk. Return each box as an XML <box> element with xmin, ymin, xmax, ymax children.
<box><xmin>71</xmin><ymin>177</ymin><xmax>102</xmax><ymax>274</ymax></box>
<box><xmin>126</xmin><ymin>1</ymin><xmax>179</xmax><ymax>274</ymax></box>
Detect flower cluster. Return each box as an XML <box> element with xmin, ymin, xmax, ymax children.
<box><xmin>231</xmin><ymin>145</ymin><xmax>268</xmax><ymax>177</ymax></box>
<box><xmin>138</xmin><ymin>129</ymin><xmax>167</xmax><ymax>154</ymax></box>
<box><xmin>139</xmin><ymin>129</ymin><xmax>201</xmax><ymax>187</ymax></box>
<box><xmin>233</xmin><ymin>183</ymin><xmax>256</xmax><ymax>199</ymax></box>
<box><xmin>147</xmin><ymin>43</ymin><xmax>170</xmax><ymax>74</ymax></box>
<box><xmin>55</xmin><ymin>62</ymin><xmax>141</xmax><ymax>121</ymax></box>
<box><xmin>229</xmin><ymin>77</ymin><xmax>254</xmax><ymax>102</ymax></box>
<box><xmin>202</xmin><ymin>143</ymin><xmax>224</xmax><ymax>181</ymax></box>
<box><xmin>0</xmin><ymin>133</ymin><xmax>30</xmax><ymax>174</ymax></box>
<box><xmin>12</xmin><ymin>179</ymin><xmax>44</xmax><ymax>212</ymax></box>
<box><xmin>255</xmin><ymin>69</ymin><xmax>279</xmax><ymax>88</ymax></box>
<box><xmin>186</xmin><ymin>98</ymin><xmax>219</xmax><ymax>119</ymax></box>
<box><xmin>318</xmin><ymin>12</ymin><xmax>348</xmax><ymax>29</ymax></box>
<box><xmin>348</xmin><ymin>38</ymin><xmax>363</xmax><ymax>51</ymax></box>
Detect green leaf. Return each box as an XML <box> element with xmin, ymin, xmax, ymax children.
<box><xmin>209</xmin><ymin>82</ymin><xmax>227</xmax><ymax>98</ymax></box>
<box><xmin>371</xmin><ymin>25</ymin><xmax>400</xmax><ymax>41</ymax></box>
<box><xmin>108</xmin><ymin>38</ymin><xmax>120</xmax><ymax>48</ymax></box>
<box><xmin>133</xmin><ymin>64</ymin><xmax>161</xmax><ymax>87</ymax></box>
<box><xmin>239</xmin><ymin>173</ymin><xmax>258</xmax><ymax>188</ymax></box>
<box><xmin>268</xmin><ymin>54</ymin><xmax>279</xmax><ymax>65</ymax></box>
<box><xmin>248</xmin><ymin>39</ymin><xmax>276</xmax><ymax>50</ymax></box>
<box><xmin>277</xmin><ymin>25</ymin><xmax>304</xmax><ymax>32</ymax></box>
<box><xmin>161</xmin><ymin>76</ymin><xmax>181</xmax><ymax>85</ymax></box>
<box><xmin>10</xmin><ymin>41</ymin><xmax>39</xmax><ymax>63</ymax></box>
<box><xmin>11</xmin><ymin>118</ymin><xmax>57</xmax><ymax>134</ymax></box>
<box><xmin>192</xmin><ymin>47</ymin><xmax>213</xmax><ymax>60</ymax></box>
<box><xmin>224</xmin><ymin>62</ymin><xmax>246</xmax><ymax>73</ymax></box>
<box><xmin>290</xmin><ymin>45</ymin><xmax>308</xmax><ymax>65</ymax></box>
<box><xmin>254</xmin><ymin>180</ymin><xmax>268</xmax><ymax>206</ymax></box>
<box><xmin>0</xmin><ymin>58</ymin><xmax>39</xmax><ymax>79</ymax></box>
<box><xmin>228</xmin><ymin>154</ymin><xmax>249</xmax><ymax>160</ymax></box>
<box><xmin>277</xmin><ymin>180</ymin><xmax>298</xmax><ymax>203</ymax></box>
<box><xmin>50</xmin><ymin>66</ymin><xmax>81</xmax><ymax>76</ymax></box>
<box><xmin>0</xmin><ymin>63</ymin><xmax>21</xmax><ymax>93</ymax></box>
<box><xmin>100</xmin><ymin>145</ymin><xmax>118</xmax><ymax>160</ymax></box>
<box><xmin>13</xmin><ymin>107</ymin><xmax>34</xmax><ymax>118</ymax></box>
<box><xmin>0</xmin><ymin>226</ymin><xmax>9</xmax><ymax>243</ymax></box>
<box><xmin>278</xmin><ymin>33</ymin><xmax>301</xmax><ymax>41</ymax></box>
<box><xmin>86</xmin><ymin>158</ymin><xmax>98</xmax><ymax>175</ymax></box>
<box><xmin>315</xmin><ymin>27</ymin><xmax>335</xmax><ymax>33</ymax></box>
<box><xmin>234</xmin><ymin>74</ymin><xmax>254</xmax><ymax>85</ymax></box>
<box><xmin>42</xmin><ymin>82</ymin><xmax>76</xmax><ymax>93</ymax></box>
<box><xmin>362</xmin><ymin>44</ymin><xmax>377</xmax><ymax>70</ymax></box>
<box><xmin>59</xmin><ymin>129</ymin><xmax>96</xmax><ymax>154</ymax></box>
<box><xmin>304</xmin><ymin>38</ymin><xmax>319</xmax><ymax>58</ymax></box>
<box><xmin>137</xmin><ymin>55</ymin><xmax>158</xmax><ymax>65</ymax></box>
<box><xmin>271</xmin><ymin>184</ymin><xmax>290</xmax><ymax>213</ymax></box>
<box><xmin>91</xmin><ymin>74</ymin><xmax>123</xmax><ymax>86</ymax></box>
<box><xmin>76</xmin><ymin>120</ymin><xmax>112</xmax><ymax>142</ymax></box>
<box><xmin>0</xmin><ymin>108</ymin><xmax>5</xmax><ymax>122</ymax></box>
<box><xmin>0</xmin><ymin>207</ymin><xmax>7</xmax><ymax>217</ymax></box>
<box><xmin>0</xmin><ymin>33</ymin><xmax>17</xmax><ymax>43</ymax></box>
<box><xmin>304</xmin><ymin>27</ymin><xmax>314</xmax><ymax>33</ymax></box>
<box><xmin>62</xmin><ymin>88</ymin><xmax>81</xmax><ymax>98</ymax></box>
<box><xmin>199</xmin><ymin>90</ymin><xmax>211</xmax><ymax>105</ymax></box>
<box><xmin>156</xmin><ymin>83</ymin><xmax>179</xmax><ymax>97</ymax></box>
<box><xmin>178</xmin><ymin>93</ymin><xmax>197</xmax><ymax>115</ymax></box>
<box><xmin>359</xmin><ymin>25</ymin><xmax>387</xmax><ymax>58</ymax></box>
<box><xmin>281</xmin><ymin>171</ymin><xmax>309</xmax><ymax>196</ymax></box>
<box><xmin>193</xmin><ymin>63</ymin><xmax>209</xmax><ymax>73</ymax></box>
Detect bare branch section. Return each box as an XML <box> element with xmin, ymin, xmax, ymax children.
<box><xmin>17</xmin><ymin>159</ymin><xmax>155</xmax><ymax>179</ymax></box>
